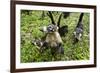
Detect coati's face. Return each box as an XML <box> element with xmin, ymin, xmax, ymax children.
<box><xmin>39</xmin><ymin>24</ymin><xmax>58</xmax><ymax>33</ymax></box>
<box><xmin>73</xmin><ymin>28</ymin><xmax>83</xmax><ymax>40</ymax></box>
<box><xmin>47</xmin><ymin>24</ymin><xmax>58</xmax><ymax>33</ymax></box>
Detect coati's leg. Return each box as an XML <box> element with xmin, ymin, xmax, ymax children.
<box><xmin>50</xmin><ymin>43</ymin><xmax>64</xmax><ymax>55</ymax></box>
<box><xmin>57</xmin><ymin>43</ymin><xmax>64</xmax><ymax>54</ymax></box>
<box><xmin>51</xmin><ymin>43</ymin><xmax>64</xmax><ymax>61</ymax></box>
<box><xmin>73</xmin><ymin>13</ymin><xmax>84</xmax><ymax>44</ymax></box>
<box><xmin>56</xmin><ymin>43</ymin><xmax>64</xmax><ymax>60</ymax></box>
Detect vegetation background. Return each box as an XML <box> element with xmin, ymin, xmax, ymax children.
<box><xmin>20</xmin><ymin>10</ymin><xmax>90</xmax><ymax>63</ymax></box>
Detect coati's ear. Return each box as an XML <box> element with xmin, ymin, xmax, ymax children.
<box><xmin>54</xmin><ymin>25</ymin><xmax>59</xmax><ymax>31</ymax></box>
<box><xmin>57</xmin><ymin>26</ymin><xmax>59</xmax><ymax>30</ymax></box>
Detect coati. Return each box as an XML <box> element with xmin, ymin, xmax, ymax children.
<box><xmin>38</xmin><ymin>24</ymin><xmax>64</xmax><ymax>54</ymax></box>
<box><xmin>32</xmin><ymin>11</ymin><xmax>66</xmax><ymax>55</ymax></box>
<box><xmin>45</xmin><ymin>24</ymin><xmax>62</xmax><ymax>47</ymax></box>
<box><xmin>73</xmin><ymin>13</ymin><xmax>84</xmax><ymax>44</ymax></box>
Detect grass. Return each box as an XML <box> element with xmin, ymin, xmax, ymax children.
<box><xmin>20</xmin><ymin>10</ymin><xmax>90</xmax><ymax>63</ymax></box>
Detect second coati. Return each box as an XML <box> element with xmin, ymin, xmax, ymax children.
<box><xmin>73</xmin><ymin>13</ymin><xmax>84</xmax><ymax>44</ymax></box>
